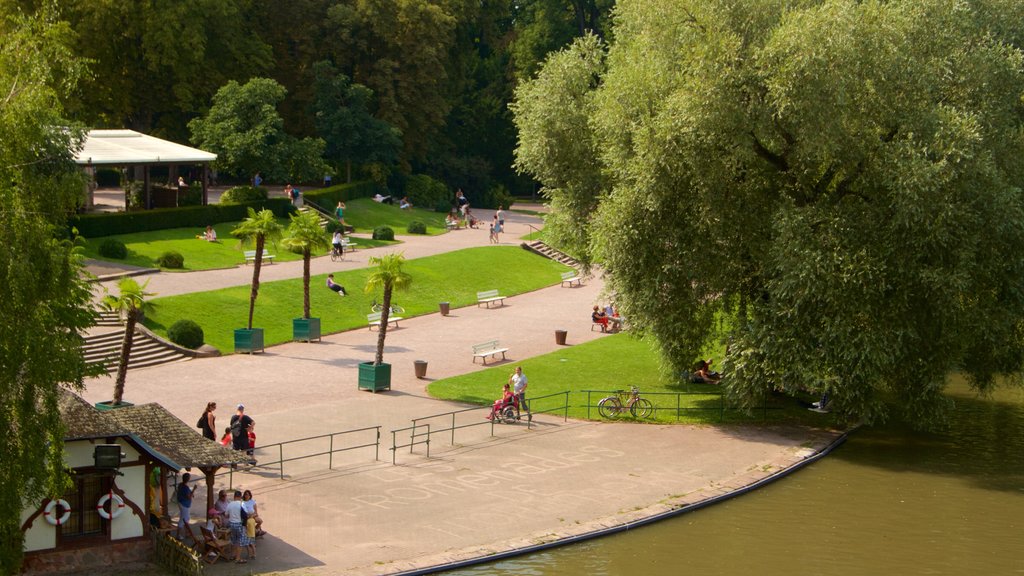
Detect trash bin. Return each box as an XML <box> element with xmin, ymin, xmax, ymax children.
<box><xmin>414</xmin><ymin>360</ymin><xmax>428</xmax><ymax>379</ymax></box>
<box><xmin>439</xmin><ymin>302</ymin><xmax>450</xmax><ymax>316</ymax></box>
<box><xmin>555</xmin><ymin>330</ymin><xmax>568</xmax><ymax>346</ymax></box>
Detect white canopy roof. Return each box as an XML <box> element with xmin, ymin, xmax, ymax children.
<box><xmin>75</xmin><ymin>129</ymin><xmax>216</xmax><ymax>166</ymax></box>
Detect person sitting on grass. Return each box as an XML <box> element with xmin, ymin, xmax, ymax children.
<box><xmin>692</xmin><ymin>358</ymin><xmax>721</xmax><ymax>384</ymax></box>
<box><xmin>326</xmin><ymin>274</ymin><xmax>347</xmax><ymax>296</ymax></box>
<box><xmin>399</xmin><ymin>196</ymin><xmax>412</xmax><ymax>209</ymax></box>
<box><xmin>197</xmin><ymin>225</ymin><xmax>217</xmax><ymax>241</ymax></box>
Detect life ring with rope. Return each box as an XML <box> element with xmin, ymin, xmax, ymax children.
<box><xmin>43</xmin><ymin>499</ymin><xmax>72</xmax><ymax>526</ymax></box>
<box><xmin>96</xmin><ymin>492</ymin><xmax>125</xmax><ymax>520</ymax></box>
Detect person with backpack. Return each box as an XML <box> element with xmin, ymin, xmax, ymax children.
<box><xmin>196</xmin><ymin>402</ymin><xmax>216</xmax><ymax>440</ymax></box>
<box><xmin>230</xmin><ymin>404</ymin><xmax>255</xmax><ymax>464</ymax></box>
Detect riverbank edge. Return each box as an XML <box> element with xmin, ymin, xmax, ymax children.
<box><xmin>391</xmin><ymin>427</ymin><xmax>852</xmax><ymax>576</ymax></box>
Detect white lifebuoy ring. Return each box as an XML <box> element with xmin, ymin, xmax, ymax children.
<box><xmin>43</xmin><ymin>499</ymin><xmax>71</xmax><ymax>526</ymax></box>
<box><xmin>96</xmin><ymin>492</ymin><xmax>125</xmax><ymax>520</ymax></box>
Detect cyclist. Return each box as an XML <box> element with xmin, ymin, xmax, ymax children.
<box><xmin>332</xmin><ymin>231</ymin><xmax>344</xmax><ymax>257</ymax></box>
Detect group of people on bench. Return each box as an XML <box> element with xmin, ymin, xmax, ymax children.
<box><xmin>592</xmin><ymin>305</ymin><xmax>623</xmax><ymax>332</ymax></box>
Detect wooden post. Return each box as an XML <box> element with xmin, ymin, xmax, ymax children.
<box><xmin>202</xmin><ymin>467</ymin><xmax>218</xmax><ymax>518</ymax></box>
<box><xmin>202</xmin><ymin>165</ymin><xmax>209</xmax><ymax>206</ymax></box>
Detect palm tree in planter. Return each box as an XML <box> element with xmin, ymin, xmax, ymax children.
<box><xmin>231</xmin><ymin>208</ymin><xmax>283</xmax><ymax>353</ymax></box>
<box><xmin>98</xmin><ymin>278</ymin><xmax>154</xmax><ymax>409</ymax></box>
<box><xmin>282</xmin><ymin>211</ymin><xmax>331</xmax><ymax>342</ymax></box>
<box><xmin>359</xmin><ymin>252</ymin><xmax>412</xmax><ymax>392</ymax></box>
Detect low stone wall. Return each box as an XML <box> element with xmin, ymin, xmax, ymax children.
<box><xmin>21</xmin><ymin>538</ymin><xmax>150</xmax><ymax>574</ymax></box>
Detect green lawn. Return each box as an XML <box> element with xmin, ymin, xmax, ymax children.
<box><xmin>428</xmin><ymin>333</ymin><xmax>837</xmax><ymax>426</ymax></box>
<box><xmin>343</xmin><ymin>198</ymin><xmax>447</xmax><ymax>235</ymax></box>
<box><xmin>144</xmin><ymin>246</ymin><xmax>572</xmax><ymax>352</ymax></box>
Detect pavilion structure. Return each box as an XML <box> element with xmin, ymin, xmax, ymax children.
<box><xmin>74</xmin><ymin>129</ymin><xmax>217</xmax><ymax>209</ymax></box>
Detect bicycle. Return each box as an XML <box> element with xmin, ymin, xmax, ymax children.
<box><xmin>330</xmin><ymin>244</ymin><xmax>344</xmax><ymax>262</ymax></box>
<box><xmin>370</xmin><ymin>299</ymin><xmax>405</xmax><ymax>315</ymax></box>
<box><xmin>598</xmin><ymin>386</ymin><xmax>654</xmax><ymax>419</ymax></box>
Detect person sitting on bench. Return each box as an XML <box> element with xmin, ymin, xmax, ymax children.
<box><xmin>592</xmin><ymin>306</ymin><xmax>610</xmax><ymax>330</ymax></box>
<box><xmin>326</xmin><ymin>274</ymin><xmax>347</xmax><ymax>296</ymax></box>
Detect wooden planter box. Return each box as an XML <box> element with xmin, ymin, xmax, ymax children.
<box><xmin>234</xmin><ymin>328</ymin><xmax>265</xmax><ymax>354</ymax></box>
<box><xmin>94</xmin><ymin>400</ymin><xmax>135</xmax><ymax>411</ymax></box>
<box><xmin>358</xmin><ymin>361</ymin><xmax>391</xmax><ymax>393</ymax></box>
<box><xmin>293</xmin><ymin>317</ymin><xmax>321</xmax><ymax>343</ymax></box>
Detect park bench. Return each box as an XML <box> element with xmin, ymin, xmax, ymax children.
<box><xmin>341</xmin><ymin>238</ymin><xmax>358</xmax><ymax>252</ymax></box>
<box><xmin>476</xmin><ymin>289</ymin><xmax>506</xmax><ymax>308</ymax></box>
<box><xmin>243</xmin><ymin>249</ymin><xmax>275</xmax><ymax>265</ymax></box>
<box><xmin>560</xmin><ymin>270</ymin><xmax>582</xmax><ymax>287</ymax></box>
<box><xmin>367</xmin><ymin>311</ymin><xmax>402</xmax><ymax>330</ymax></box>
<box><xmin>472</xmin><ymin>340</ymin><xmax>509</xmax><ymax>364</ymax></box>
<box><xmin>445</xmin><ymin>220</ymin><xmax>460</xmax><ymax>231</ymax></box>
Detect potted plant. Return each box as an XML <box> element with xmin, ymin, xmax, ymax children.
<box><xmin>282</xmin><ymin>210</ymin><xmax>330</xmax><ymax>342</ymax></box>
<box><xmin>231</xmin><ymin>208</ymin><xmax>283</xmax><ymax>353</ymax></box>
<box><xmin>359</xmin><ymin>253</ymin><xmax>412</xmax><ymax>392</ymax></box>
<box><xmin>96</xmin><ymin>278</ymin><xmax>154</xmax><ymax>410</ymax></box>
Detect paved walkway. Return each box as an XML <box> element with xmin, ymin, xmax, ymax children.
<box><xmin>79</xmin><ymin>209</ymin><xmax>839</xmax><ymax>574</ymax></box>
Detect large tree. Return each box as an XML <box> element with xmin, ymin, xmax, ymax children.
<box><xmin>188</xmin><ymin>77</ymin><xmax>328</xmax><ymax>182</ymax></box>
<box><xmin>514</xmin><ymin>0</ymin><xmax>1024</xmax><ymax>426</ymax></box>
<box><xmin>0</xmin><ymin>5</ymin><xmax>99</xmax><ymax>571</ymax></box>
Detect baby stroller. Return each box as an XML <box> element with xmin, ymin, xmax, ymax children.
<box><xmin>489</xmin><ymin>393</ymin><xmax>521</xmax><ymax>424</ymax></box>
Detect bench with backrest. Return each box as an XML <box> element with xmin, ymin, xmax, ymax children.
<box><xmin>560</xmin><ymin>270</ymin><xmax>582</xmax><ymax>287</ymax></box>
<box><xmin>367</xmin><ymin>311</ymin><xmax>402</xmax><ymax>330</ymax></box>
<box><xmin>476</xmin><ymin>289</ymin><xmax>506</xmax><ymax>308</ymax></box>
<box><xmin>472</xmin><ymin>340</ymin><xmax>509</xmax><ymax>364</ymax></box>
<box><xmin>243</xmin><ymin>249</ymin><xmax>275</xmax><ymax>264</ymax></box>
<box><xmin>342</xmin><ymin>238</ymin><xmax>358</xmax><ymax>252</ymax></box>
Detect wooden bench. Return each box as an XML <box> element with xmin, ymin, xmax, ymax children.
<box><xmin>476</xmin><ymin>289</ymin><xmax>506</xmax><ymax>308</ymax></box>
<box><xmin>367</xmin><ymin>311</ymin><xmax>402</xmax><ymax>330</ymax></box>
<box><xmin>560</xmin><ymin>270</ymin><xmax>582</xmax><ymax>287</ymax></box>
<box><xmin>243</xmin><ymin>249</ymin><xmax>275</xmax><ymax>264</ymax></box>
<box><xmin>341</xmin><ymin>239</ymin><xmax>358</xmax><ymax>253</ymax></box>
<box><xmin>472</xmin><ymin>340</ymin><xmax>509</xmax><ymax>364</ymax></box>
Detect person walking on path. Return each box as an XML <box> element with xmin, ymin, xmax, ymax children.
<box><xmin>198</xmin><ymin>402</ymin><xmax>217</xmax><ymax>440</ymax></box>
<box><xmin>176</xmin><ymin>472</ymin><xmax>197</xmax><ymax>541</ymax></box>
<box><xmin>509</xmin><ymin>366</ymin><xmax>530</xmax><ymax>421</ymax></box>
<box><xmin>230</xmin><ymin>404</ymin><xmax>255</xmax><ymax>463</ymax></box>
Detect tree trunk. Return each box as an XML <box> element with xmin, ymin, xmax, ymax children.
<box><xmin>374</xmin><ymin>285</ymin><xmax>392</xmax><ymax>365</ymax></box>
<box><xmin>346</xmin><ymin>160</ymin><xmax>352</xmax><ymax>183</ymax></box>
<box><xmin>302</xmin><ymin>248</ymin><xmax>311</xmax><ymax>319</ymax></box>
<box><xmin>248</xmin><ymin>235</ymin><xmax>264</xmax><ymax>329</ymax></box>
<box><xmin>113</xmin><ymin>314</ymin><xmax>136</xmax><ymax>405</ymax></box>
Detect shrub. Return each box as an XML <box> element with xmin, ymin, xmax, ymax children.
<box><xmin>178</xmin><ymin>183</ymin><xmax>203</xmax><ymax>206</ymax></box>
<box><xmin>302</xmin><ymin>179</ymin><xmax>377</xmax><ymax>209</ymax></box>
<box><xmin>156</xmin><ymin>251</ymin><xmax>184</xmax><ymax>269</ymax></box>
<box><xmin>99</xmin><ymin>238</ymin><xmax>127</xmax><ymax>259</ymax></box>
<box><xmin>220</xmin><ymin>185</ymin><xmax>268</xmax><ymax>204</ymax></box>
<box><xmin>372</xmin><ymin>226</ymin><xmax>395</xmax><ymax>241</ymax></box>
<box><xmin>405</xmin><ymin>174</ymin><xmax>449</xmax><ymax>210</ymax></box>
<box><xmin>407</xmin><ymin>221</ymin><xmax>427</xmax><ymax>234</ymax></box>
<box><xmin>167</xmin><ymin>319</ymin><xmax>204</xmax><ymax>349</ymax></box>
<box><xmin>435</xmin><ymin>199</ymin><xmax>453</xmax><ymax>213</ymax></box>
<box><xmin>325</xmin><ymin>220</ymin><xmax>345</xmax><ymax>234</ymax></box>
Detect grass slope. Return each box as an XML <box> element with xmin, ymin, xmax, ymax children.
<box><xmin>428</xmin><ymin>333</ymin><xmax>835</xmax><ymax>426</ymax></box>
<box><xmin>144</xmin><ymin>246</ymin><xmax>571</xmax><ymax>352</ymax></box>
<box><xmin>344</xmin><ymin>198</ymin><xmax>447</xmax><ymax>235</ymax></box>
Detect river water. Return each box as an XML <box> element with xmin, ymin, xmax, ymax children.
<box><xmin>446</xmin><ymin>378</ymin><xmax>1024</xmax><ymax>575</ymax></box>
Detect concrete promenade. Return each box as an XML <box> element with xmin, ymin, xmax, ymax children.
<box><xmin>80</xmin><ymin>210</ymin><xmax>839</xmax><ymax>574</ymax></box>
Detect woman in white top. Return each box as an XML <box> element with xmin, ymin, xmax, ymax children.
<box><xmin>241</xmin><ymin>489</ymin><xmax>264</xmax><ymax>537</ymax></box>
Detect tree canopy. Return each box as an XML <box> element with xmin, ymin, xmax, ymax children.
<box><xmin>513</xmin><ymin>0</ymin><xmax>1024</xmax><ymax>426</ymax></box>
<box><xmin>0</xmin><ymin>5</ymin><xmax>98</xmax><ymax>571</ymax></box>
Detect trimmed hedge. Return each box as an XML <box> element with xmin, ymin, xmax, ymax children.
<box><xmin>373</xmin><ymin>226</ymin><xmax>395</xmax><ymax>241</ymax></box>
<box><xmin>300</xmin><ymin>180</ymin><xmax>377</xmax><ymax>211</ymax></box>
<box><xmin>99</xmin><ymin>238</ymin><xmax>127</xmax><ymax>259</ymax></box>
<box><xmin>70</xmin><ymin>198</ymin><xmax>294</xmax><ymax>238</ymax></box>
<box><xmin>167</xmin><ymin>319</ymin><xmax>204</xmax><ymax>349</ymax></box>
<box><xmin>156</xmin><ymin>251</ymin><xmax>184</xmax><ymax>269</ymax></box>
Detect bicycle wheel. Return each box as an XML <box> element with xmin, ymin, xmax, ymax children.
<box><xmin>370</xmin><ymin>302</ymin><xmax>383</xmax><ymax>313</ymax></box>
<box><xmin>598</xmin><ymin>397</ymin><xmax>622</xmax><ymax>419</ymax></box>
<box><xmin>330</xmin><ymin>250</ymin><xmax>341</xmax><ymax>262</ymax></box>
<box><xmin>390</xmin><ymin>305</ymin><xmax>405</xmax><ymax>314</ymax></box>
<box><xmin>631</xmin><ymin>398</ymin><xmax>654</xmax><ymax>419</ymax></box>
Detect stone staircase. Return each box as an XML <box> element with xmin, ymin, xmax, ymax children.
<box><xmin>521</xmin><ymin>240</ymin><xmax>582</xmax><ymax>269</ymax></box>
<box><xmin>95</xmin><ymin>310</ymin><xmax>122</xmax><ymax>327</ymax></box>
<box><xmin>84</xmin><ymin>328</ymin><xmax>191</xmax><ymax>373</ymax></box>
<box><xmin>298</xmin><ymin>204</ymin><xmax>332</xmax><ymax>230</ymax></box>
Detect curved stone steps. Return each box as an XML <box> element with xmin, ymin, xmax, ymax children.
<box><xmin>83</xmin><ymin>328</ymin><xmax>191</xmax><ymax>373</ymax></box>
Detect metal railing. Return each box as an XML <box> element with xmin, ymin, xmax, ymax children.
<box><xmin>390</xmin><ymin>423</ymin><xmax>430</xmax><ymax>465</ymax></box>
<box><xmin>218</xmin><ymin>426</ymin><xmax>380</xmax><ymax>484</ymax></box>
<box><xmin>301</xmin><ymin>197</ymin><xmax>333</xmax><ymax>219</ymax></box>
<box><xmin>405</xmin><ymin>391</ymin><xmax>571</xmax><ymax>452</ymax></box>
<box><xmin>581</xmin><ymin>389</ymin><xmax>781</xmax><ymax>422</ymax></box>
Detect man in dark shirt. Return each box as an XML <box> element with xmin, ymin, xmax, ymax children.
<box><xmin>230</xmin><ymin>404</ymin><xmax>255</xmax><ymax>463</ymax></box>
